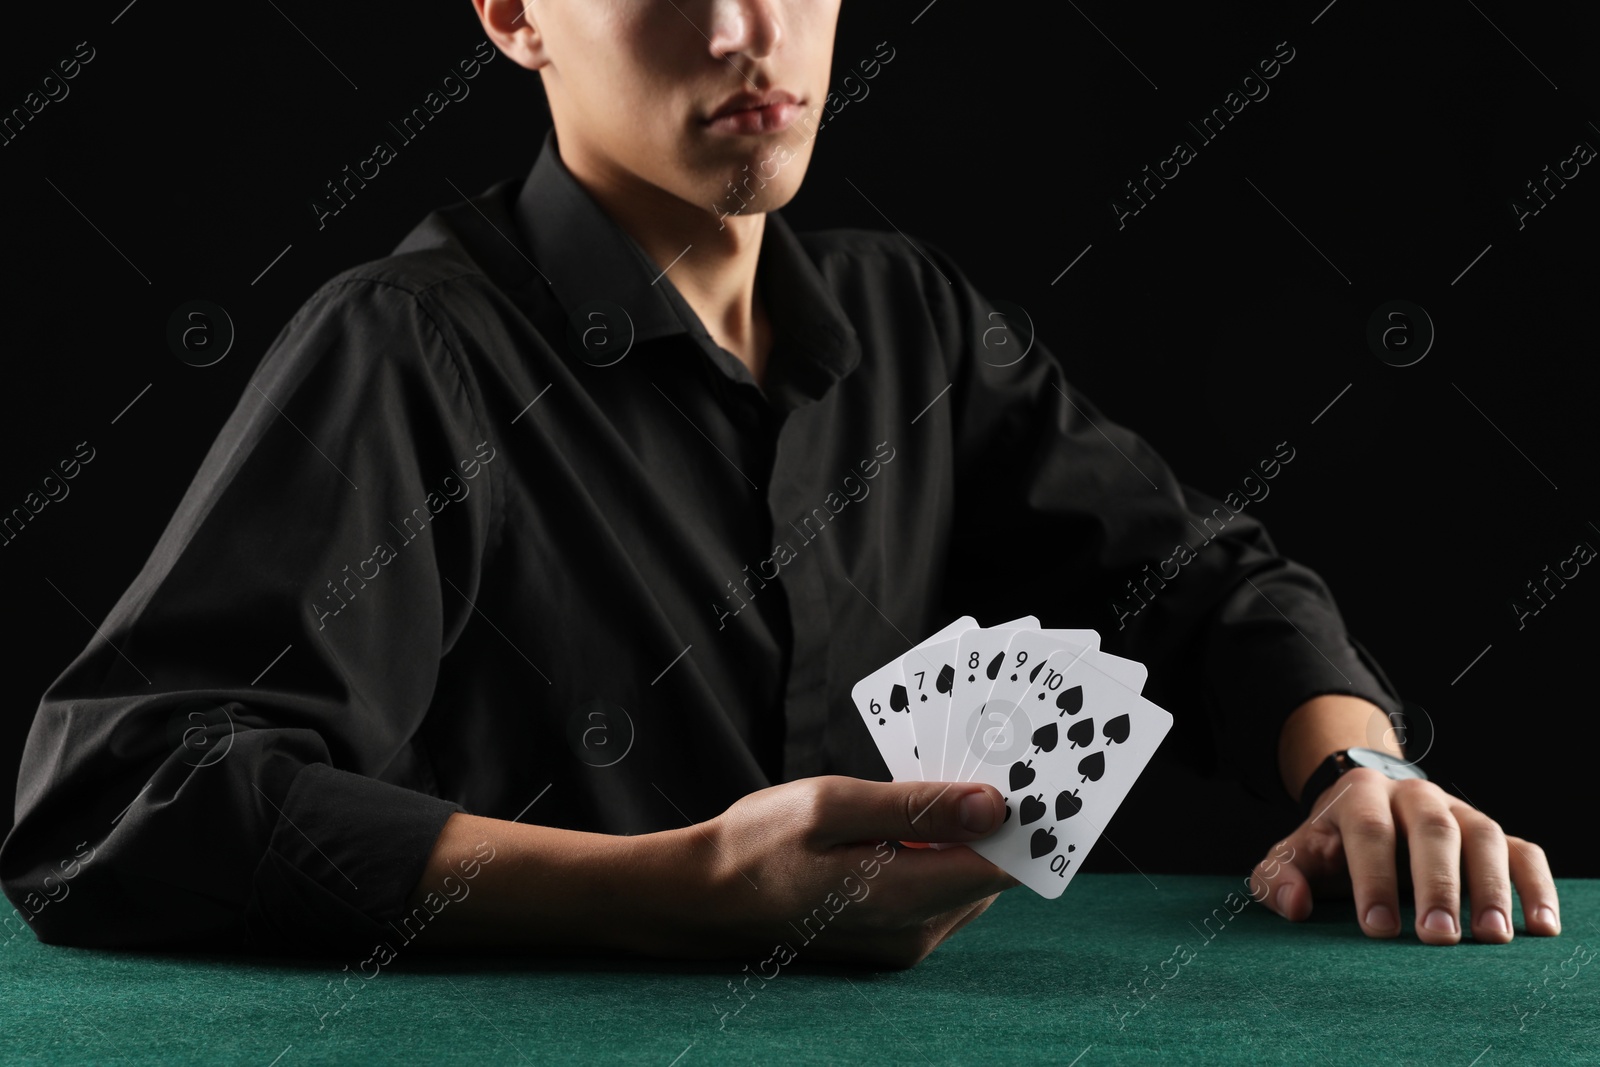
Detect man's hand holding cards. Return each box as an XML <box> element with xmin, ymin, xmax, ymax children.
<box><xmin>851</xmin><ymin>616</ymin><xmax>1172</xmax><ymax>898</ymax></box>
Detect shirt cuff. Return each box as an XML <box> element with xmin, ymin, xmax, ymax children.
<box><xmin>1204</xmin><ymin>632</ymin><xmax>1404</xmax><ymax>808</ymax></box>
<box><xmin>245</xmin><ymin>762</ymin><xmax>461</xmax><ymax>954</ymax></box>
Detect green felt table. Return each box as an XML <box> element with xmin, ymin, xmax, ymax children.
<box><xmin>2</xmin><ymin>875</ymin><xmax>1596</xmax><ymax>1066</ymax></box>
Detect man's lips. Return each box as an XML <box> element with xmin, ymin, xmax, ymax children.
<box><xmin>704</xmin><ymin>90</ymin><xmax>804</xmax><ymax>134</ymax></box>
<box><xmin>703</xmin><ymin>100</ymin><xmax>805</xmax><ymax>134</ymax></box>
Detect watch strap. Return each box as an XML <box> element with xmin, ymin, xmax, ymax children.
<box><xmin>1298</xmin><ymin>750</ymin><xmax>1349</xmax><ymax>820</ymax></box>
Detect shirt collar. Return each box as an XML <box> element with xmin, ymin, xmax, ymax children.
<box><xmin>513</xmin><ymin>128</ymin><xmax>861</xmax><ymax>408</ymax></box>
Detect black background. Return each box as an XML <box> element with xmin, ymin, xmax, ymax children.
<box><xmin>1</xmin><ymin>1</ymin><xmax>1594</xmax><ymax>879</ymax></box>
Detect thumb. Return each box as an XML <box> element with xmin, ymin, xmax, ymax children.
<box><xmin>810</xmin><ymin>777</ymin><xmax>1006</xmax><ymax>847</ymax></box>
<box><xmin>1248</xmin><ymin>842</ymin><xmax>1313</xmax><ymax>922</ymax></box>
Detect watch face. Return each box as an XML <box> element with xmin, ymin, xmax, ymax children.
<box><xmin>1346</xmin><ymin>747</ymin><xmax>1427</xmax><ymax>779</ymax></box>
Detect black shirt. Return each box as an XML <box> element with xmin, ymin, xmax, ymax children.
<box><xmin>0</xmin><ymin>128</ymin><xmax>1401</xmax><ymax>952</ymax></box>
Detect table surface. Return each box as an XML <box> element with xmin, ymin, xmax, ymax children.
<box><xmin>3</xmin><ymin>874</ymin><xmax>1596</xmax><ymax>1066</ymax></box>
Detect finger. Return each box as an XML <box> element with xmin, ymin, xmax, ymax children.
<box><xmin>810</xmin><ymin>776</ymin><xmax>1005</xmax><ymax>848</ymax></box>
<box><xmin>807</xmin><ymin>895</ymin><xmax>997</xmax><ymax>970</ymax></box>
<box><xmin>863</xmin><ymin>842</ymin><xmax>1016</xmax><ymax>919</ymax></box>
<box><xmin>1330</xmin><ymin>771</ymin><xmax>1402</xmax><ymax>938</ymax></box>
<box><xmin>1454</xmin><ymin>802</ymin><xmax>1513</xmax><ymax>944</ymax></box>
<box><xmin>1392</xmin><ymin>779</ymin><xmax>1462</xmax><ymax>944</ymax></box>
<box><xmin>938</xmin><ymin>892</ymin><xmax>998</xmax><ymax>942</ymax></box>
<box><xmin>1247</xmin><ymin>835</ymin><xmax>1312</xmax><ymax>922</ymax></box>
<box><xmin>1506</xmin><ymin>834</ymin><xmax>1561</xmax><ymax>936</ymax></box>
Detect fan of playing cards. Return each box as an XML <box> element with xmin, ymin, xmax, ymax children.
<box><xmin>851</xmin><ymin>615</ymin><xmax>1173</xmax><ymax>899</ymax></box>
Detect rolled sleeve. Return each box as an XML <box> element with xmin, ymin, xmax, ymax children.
<box><xmin>0</xmin><ymin>272</ymin><xmax>492</xmax><ymax>951</ymax></box>
<box><xmin>1195</xmin><ymin>537</ymin><xmax>1404</xmax><ymax>805</ymax></box>
<box><xmin>246</xmin><ymin>763</ymin><xmax>462</xmax><ymax>951</ymax></box>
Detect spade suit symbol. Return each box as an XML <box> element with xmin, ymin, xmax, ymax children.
<box><xmin>1066</xmin><ymin>717</ymin><xmax>1095</xmax><ymax>750</ymax></box>
<box><xmin>1029</xmin><ymin>828</ymin><xmax>1058</xmax><ymax>859</ymax></box>
<box><xmin>889</xmin><ymin>684</ymin><xmax>909</xmax><ymax>716</ymax></box>
<box><xmin>1009</xmin><ymin>760</ymin><xmax>1036</xmax><ymax>792</ymax></box>
<box><xmin>936</xmin><ymin>664</ymin><xmax>955</xmax><ymax>696</ymax></box>
<box><xmin>1055</xmin><ymin>788</ymin><xmax>1082</xmax><ymax>820</ymax></box>
<box><xmin>1078</xmin><ymin>750</ymin><xmax>1105</xmax><ymax>783</ymax></box>
<box><xmin>985</xmin><ymin>652</ymin><xmax>1005</xmax><ymax>681</ymax></box>
<box><xmin>1019</xmin><ymin>794</ymin><xmax>1047</xmax><ymax>826</ymax></box>
<box><xmin>1031</xmin><ymin>723</ymin><xmax>1058</xmax><ymax>753</ymax></box>
<box><xmin>1056</xmin><ymin>685</ymin><xmax>1084</xmax><ymax>716</ymax></box>
<box><xmin>1029</xmin><ymin>660</ymin><xmax>1047</xmax><ymax>684</ymax></box>
<box><xmin>1103</xmin><ymin>713</ymin><xmax>1130</xmax><ymax>745</ymax></box>
<box><xmin>1002</xmin><ymin>801</ymin><xmax>1011</xmax><ymax>824</ymax></box>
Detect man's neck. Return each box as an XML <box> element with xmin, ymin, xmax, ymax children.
<box><xmin>559</xmin><ymin>142</ymin><xmax>771</xmax><ymax>388</ymax></box>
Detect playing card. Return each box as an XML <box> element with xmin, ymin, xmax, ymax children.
<box><xmin>905</xmin><ymin>616</ymin><xmax>1039</xmax><ymax>783</ymax></box>
<box><xmin>957</xmin><ymin>650</ymin><xmax>1173</xmax><ymax>898</ymax></box>
<box><xmin>934</xmin><ymin>623</ymin><xmax>1102</xmax><ymax>781</ymax></box>
<box><xmin>901</xmin><ymin>635</ymin><xmax>963</xmax><ymax>783</ymax></box>
<box><xmin>849</xmin><ymin>616</ymin><xmax>977</xmax><ymax>780</ymax></box>
<box><xmin>942</xmin><ymin>630</ymin><xmax>1143</xmax><ymax>786</ymax></box>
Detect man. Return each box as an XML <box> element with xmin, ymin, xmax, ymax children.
<box><xmin>0</xmin><ymin>0</ymin><xmax>1557</xmax><ymax>966</ymax></box>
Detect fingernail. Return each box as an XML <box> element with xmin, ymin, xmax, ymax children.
<box><xmin>1364</xmin><ymin>904</ymin><xmax>1396</xmax><ymax>932</ymax></box>
<box><xmin>1534</xmin><ymin>906</ymin><xmax>1560</xmax><ymax>931</ymax></box>
<box><xmin>1481</xmin><ymin>908</ymin><xmax>1510</xmax><ymax>936</ymax></box>
<box><xmin>1422</xmin><ymin>907</ymin><xmax>1458</xmax><ymax>935</ymax></box>
<box><xmin>959</xmin><ymin>791</ymin><xmax>996</xmax><ymax>833</ymax></box>
<box><xmin>1274</xmin><ymin>885</ymin><xmax>1293</xmax><ymax>914</ymax></box>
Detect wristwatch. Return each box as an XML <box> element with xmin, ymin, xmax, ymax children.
<box><xmin>1298</xmin><ymin>747</ymin><xmax>1427</xmax><ymax>819</ymax></box>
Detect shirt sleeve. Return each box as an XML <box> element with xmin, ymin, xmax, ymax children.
<box><xmin>0</xmin><ymin>273</ymin><xmax>497</xmax><ymax>951</ymax></box>
<box><xmin>920</xmin><ymin>242</ymin><xmax>1403</xmax><ymax>807</ymax></box>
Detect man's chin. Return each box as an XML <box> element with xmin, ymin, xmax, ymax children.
<box><xmin>700</xmin><ymin>168</ymin><xmax>805</xmax><ymax>225</ymax></box>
